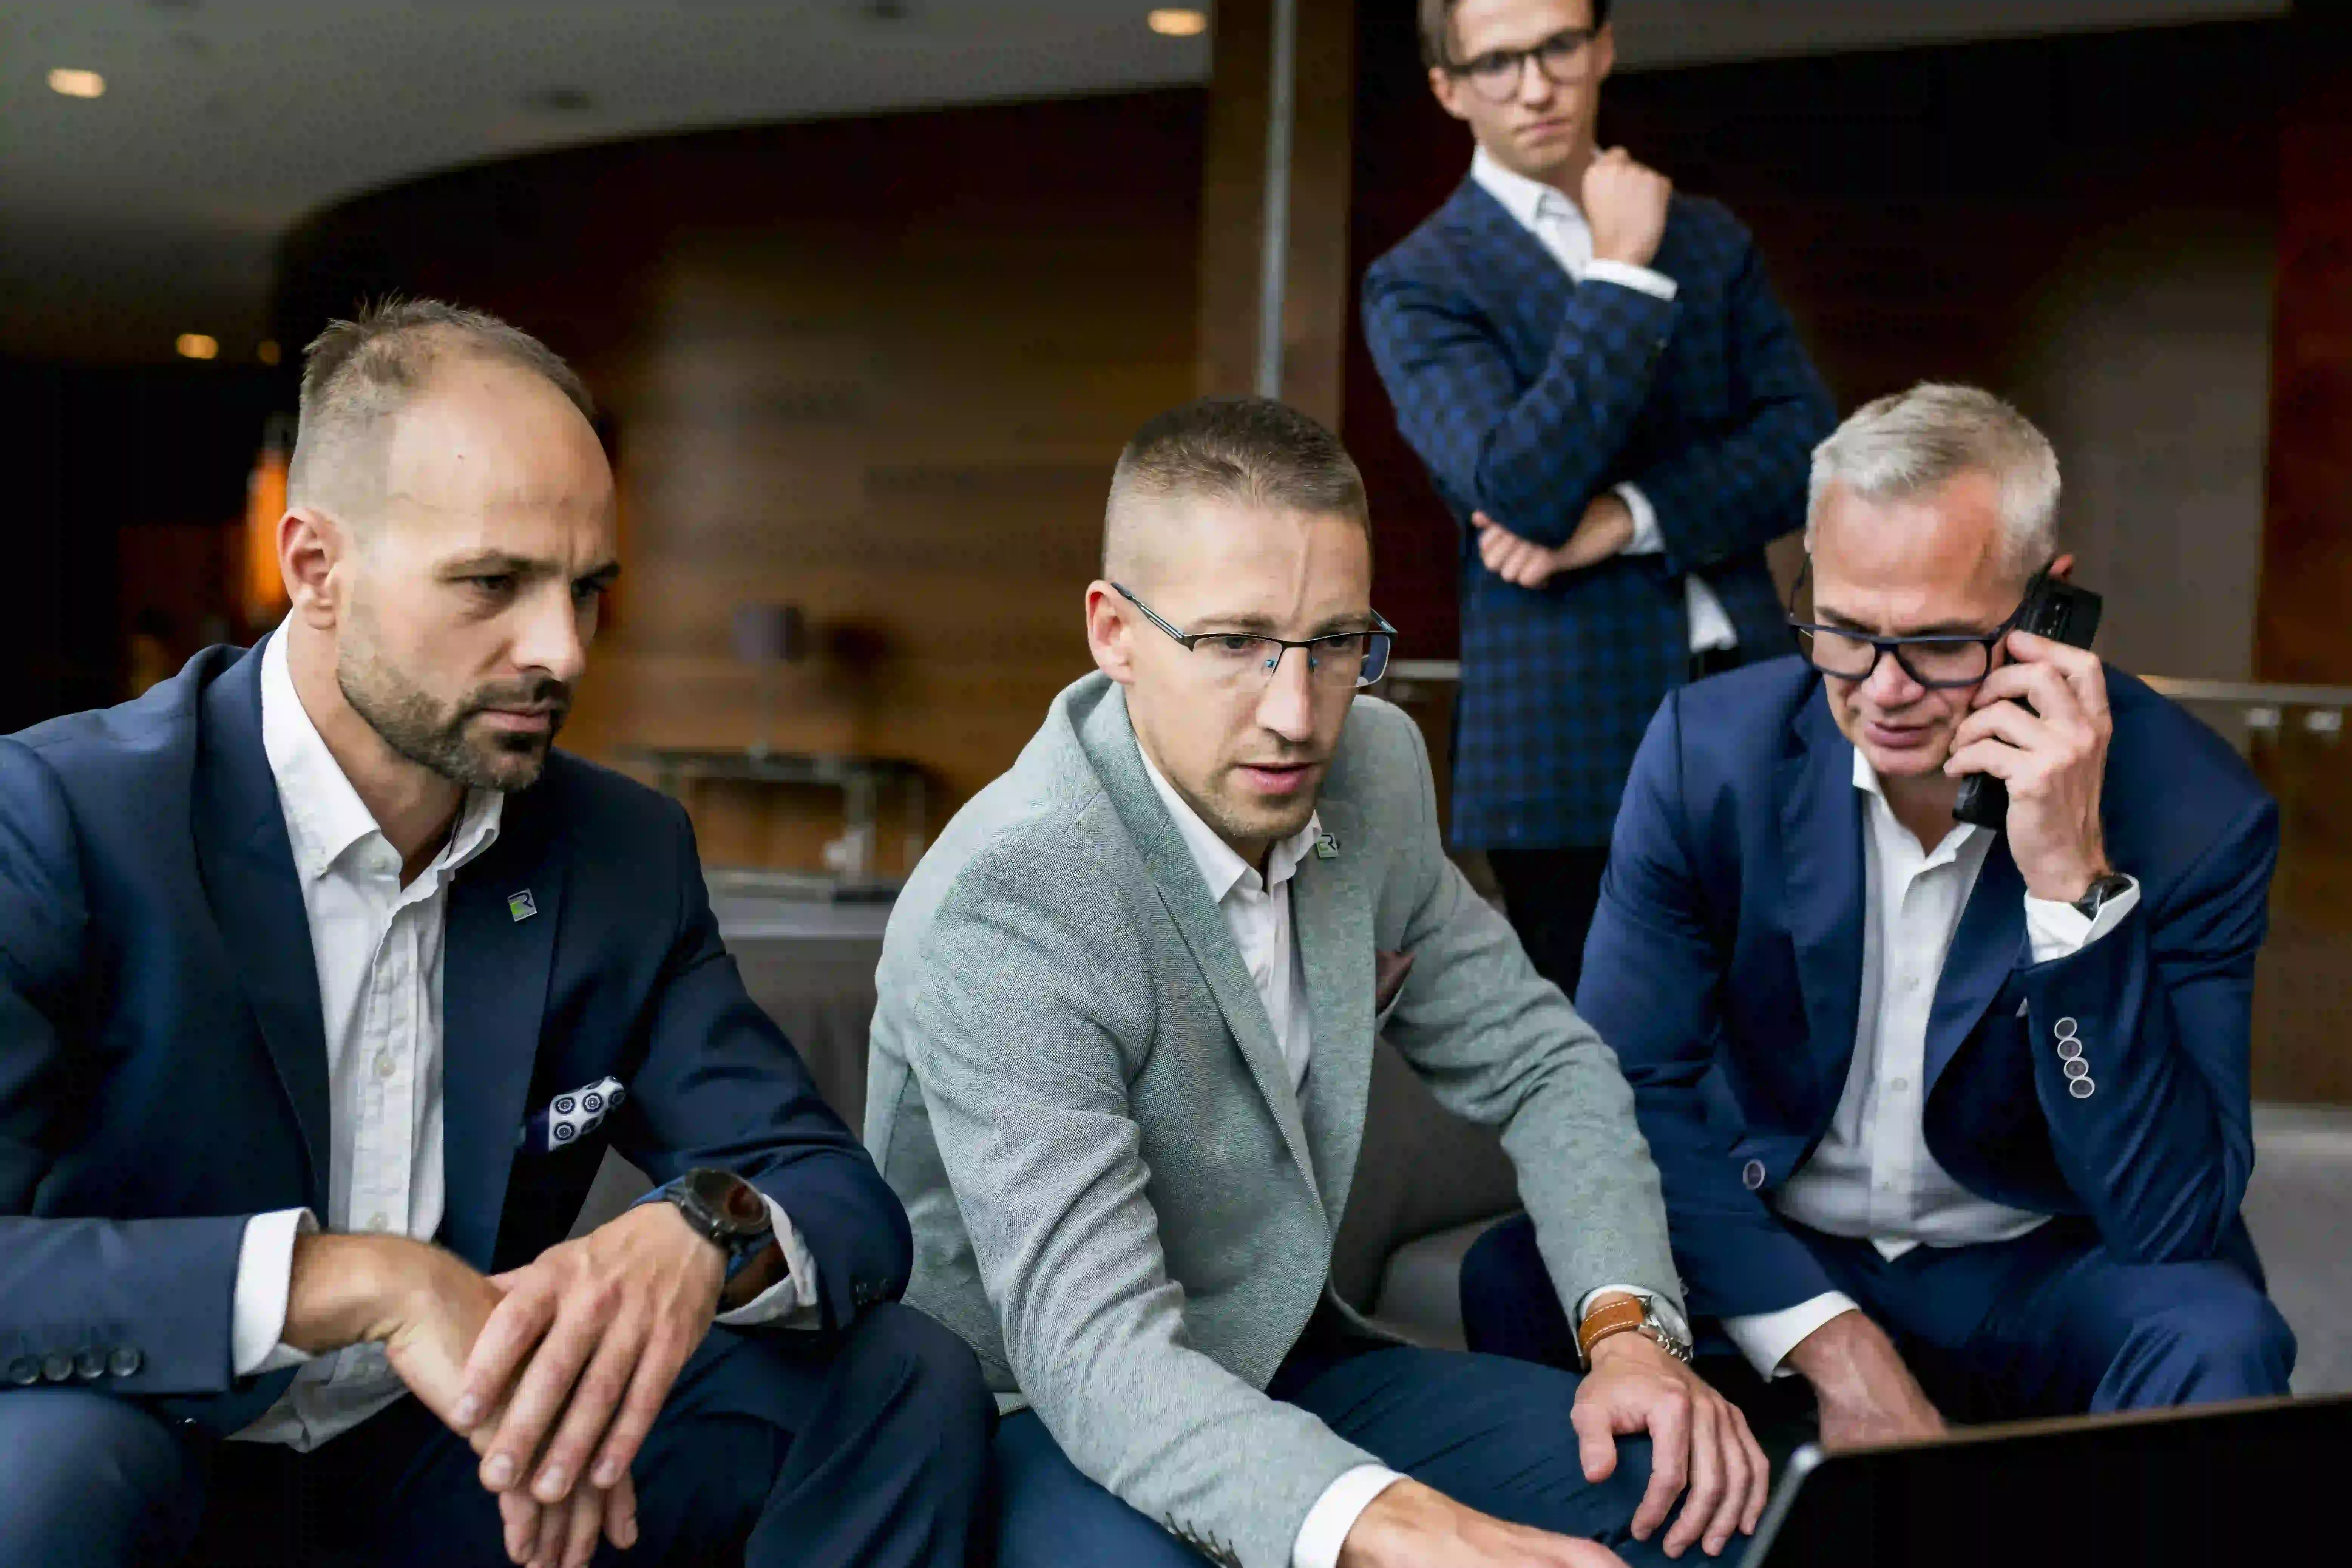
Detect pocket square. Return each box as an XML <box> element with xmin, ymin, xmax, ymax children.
<box><xmin>1374</xmin><ymin>948</ymin><xmax>1417</xmax><ymax>1016</ymax></box>
<box><xmin>517</xmin><ymin>1077</ymin><xmax>627</xmax><ymax>1153</ymax></box>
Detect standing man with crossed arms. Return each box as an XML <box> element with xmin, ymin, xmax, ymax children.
<box><xmin>1363</xmin><ymin>0</ymin><xmax>1834</xmax><ymax>1000</ymax></box>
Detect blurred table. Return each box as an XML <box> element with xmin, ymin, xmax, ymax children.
<box><xmin>617</xmin><ymin>745</ymin><xmax>927</xmax><ymax>886</ymax></box>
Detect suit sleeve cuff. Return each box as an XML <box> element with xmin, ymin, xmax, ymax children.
<box><xmin>233</xmin><ymin>1208</ymin><xmax>319</xmax><ymax>1377</ymax></box>
<box><xmin>1293</xmin><ymin>1465</ymin><xmax>1406</xmax><ymax>1568</ymax></box>
<box><xmin>1586</xmin><ymin>259</ymin><xmax>1680</xmax><ymax>301</ymax></box>
<box><xmin>713</xmin><ymin>1191</ymin><xmax>823</xmax><ymax>1330</ymax></box>
<box><xmin>1722</xmin><ymin>1292</ymin><xmax>1859</xmax><ymax>1380</ymax></box>
<box><xmin>2023</xmin><ymin>878</ymin><xmax>2141</xmax><ymax>966</ymax></box>
<box><xmin>1613</xmin><ymin>483</ymin><xmax>1664</xmax><ymax>555</ymax></box>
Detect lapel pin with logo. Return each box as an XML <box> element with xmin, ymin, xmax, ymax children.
<box><xmin>1314</xmin><ymin>831</ymin><xmax>1340</xmax><ymax>860</ymax></box>
<box><xmin>507</xmin><ymin>889</ymin><xmax>538</xmax><ymax>923</ymax></box>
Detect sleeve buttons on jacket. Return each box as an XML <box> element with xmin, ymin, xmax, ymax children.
<box><xmin>1741</xmin><ymin>1159</ymin><xmax>1767</xmax><ymax>1192</ymax></box>
<box><xmin>6</xmin><ymin>1356</ymin><xmax>40</xmax><ymax>1386</ymax></box>
<box><xmin>73</xmin><ymin>1349</ymin><xmax>107</xmax><ymax>1381</ymax></box>
<box><xmin>107</xmin><ymin>1346</ymin><xmax>144</xmax><ymax>1378</ymax></box>
<box><xmin>41</xmin><ymin>1352</ymin><xmax>73</xmax><ymax>1383</ymax></box>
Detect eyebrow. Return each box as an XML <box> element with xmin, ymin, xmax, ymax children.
<box><xmin>440</xmin><ymin>551</ymin><xmax>622</xmax><ymax>588</ymax></box>
<box><xmin>1191</xmin><ymin>610</ymin><xmax>1378</xmax><ymax>638</ymax></box>
<box><xmin>1811</xmin><ymin>604</ymin><xmax>1992</xmax><ymax>639</ymax></box>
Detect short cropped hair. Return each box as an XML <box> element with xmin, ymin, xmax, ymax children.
<box><xmin>1807</xmin><ymin>383</ymin><xmax>2061</xmax><ymax>579</ymax></box>
<box><xmin>1103</xmin><ymin>396</ymin><xmax>1370</xmax><ymax>575</ymax></box>
<box><xmin>1419</xmin><ymin>0</ymin><xmax>1613</xmax><ymax>68</ymax></box>
<box><xmin>290</xmin><ymin>297</ymin><xmax>592</xmax><ymax>512</ymax></box>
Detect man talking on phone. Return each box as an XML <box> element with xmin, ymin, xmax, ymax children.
<box><xmin>1459</xmin><ymin>385</ymin><xmax>2296</xmax><ymax>1440</ymax></box>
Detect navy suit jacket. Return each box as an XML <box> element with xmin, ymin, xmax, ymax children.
<box><xmin>1362</xmin><ymin>179</ymin><xmax>1835</xmax><ymax>849</ymax></box>
<box><xmin>0</xmin><ymin>642</ymin><xmax>911</xmax><ymax>1435</ymax></box>
<box><xmin>1578</xmin><ymin>658</ymin><xmax>2279</xmax><ymax>1319</ymax></box>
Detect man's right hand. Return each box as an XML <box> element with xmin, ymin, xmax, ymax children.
<box><xmin>1582</xmin><ymin>148</ymin><xmax>1673</xmax><ymax>269</ymax></box>
<box><xmin>1782</xmin><ymin>1310</ymin><xmax>1947</xmax><ymax>1451</ymax></box>
<box><xmin>1337</xmin><ymin>1478</ymin><xmax>1628</xmax><ymax>1568</ymax></box>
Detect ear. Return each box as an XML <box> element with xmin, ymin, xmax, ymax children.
<box><xmin>1427</xmin><ymin>65</ymin><xmax>1471</xmax><ymax>123</ymax></box>
<box><xmin>1084</xmin><ymin>581</ymin><xmax>1139</xmax><ymax>688</ymax></box>
<box><xmin>280</xmin><ymin>507</ymin><xmax>347</xmax><ymax>630</ymax></box>
<box><xmin>2049</xmin><ymin>551</ymin><xmax>2078</xmax><ymax>583</ymax></box>
<box><xmin>1591</xmin><ymin>20</ymin><xmax>1617</xmax><ymax>87</ymax></box>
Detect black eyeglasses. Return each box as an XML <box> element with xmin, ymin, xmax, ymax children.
<box><xmin>1787</xmin><ymin>563</ymin><xmax>2050</xmax><ymax>689</ymax></box>
<box><xmin>1442</xmin><ymin>28</ymin><xmax>1601</xmax><ymax>103</ymax></box>
<box><xmin>1113</xmin><ymin>584</ymin><xmax>1397</xmax><ymax>691</ymax></box>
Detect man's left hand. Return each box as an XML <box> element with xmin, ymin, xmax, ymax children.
<box><xmin>1573</xmin><ymin>1332</ymin><xmax>1768</xmax><ymax>1560</ymax></box>
<box><xmin>454</xmin><ymin>1200</ymin><xmax>727</xmax><ymax>1512</ymax></box>
<box><xmin>1472</xmin><ymin>496</ymin><xmax>1635</xmax><ymax>588</ymax></box>
<box><xmin>1944</xmin><ymin>629</ymin><xmax>2114</xmax><ymax>903</ymax></box>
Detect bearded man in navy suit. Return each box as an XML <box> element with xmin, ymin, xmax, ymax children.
<box><xmin>1363</xmin><ymin>0</ymin><xmax>1834</xmax><ymax>999</ymax></box>
<box><xmin>0</xmin><ymin>300</ymin><xmax>988</xmax><ymax>1568</ymax></box>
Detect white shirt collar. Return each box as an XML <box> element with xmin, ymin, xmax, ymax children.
<box><xmin>1138</xmin><ymin>744</ymin><xmax>1321</xmax><ymax>905</ymax></box>
<box><xmin>1471</xmin><ymin>145</ymin><xmax>1584</xmax><ymax>234</ymax></box>
<box><xmin>1850</xmin><ymin>742</ymin><xmax>1983</xmax><ymax>867</ymax></box>
<box><xmin>259</xmin><ymin>630</ymin><xmax>503</xmax><ymax>884</ymax></box>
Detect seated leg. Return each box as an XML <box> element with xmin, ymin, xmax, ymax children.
<box><xmin>989</xmin><ymin>1409</ymin><xmax>1217</xmax><ymax>1568</ymax></box>
<box><xmin>0</xmin><ymin>1388</ymin><xmax>204</xmax><ymax>1567</ymax></box>
<box><xmin>1282</xmin><ymin>1344</ymin><xmax>1674</xmax><ymax>1567</ymax></box>
<box><xmin>1458</xmin><ymin>1212</ymin><xmax>1580</xmax><ymax>1368</ymax></box>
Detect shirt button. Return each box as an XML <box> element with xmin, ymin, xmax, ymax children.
<box><xmin>375</xmin><ymin>1052</ymin><xmax>396</xmax><ymax>1080</ymax></box>
<box><xmin>1891</xmin><ymin>1077</ymin><xmax>1911</xmax><ymax>1092</ymax></box>
<box><xmin>367</xmin><ymin>1212</ymin><xmax>391</xmax><ymax>1232</ymax></box>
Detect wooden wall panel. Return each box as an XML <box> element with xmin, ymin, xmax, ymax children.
<box><xmin>275</xmin><ymin>91</ymin><xmax>1205</xmax><ymax>876</ymax></box>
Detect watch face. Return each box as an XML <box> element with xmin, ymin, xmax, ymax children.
<box><xmin>685</xmin><ymin>1169</ymin><xmax>768</xmax><ymax>1236</ymax></box>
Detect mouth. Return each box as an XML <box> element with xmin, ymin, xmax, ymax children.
<box><xmin>474</xmin><ymin>707</ymin><xmax>560</xmax><ymax>735</ymax></box>
<box><xmin>1233</xmin><ymin>760</ymin><xmax>1320</xmax><ymax>797</ymax></box>
<box><xmin>1520</xmin><ymin>116</ymin><xmax>1575</xmax><ymax>141</ymax></box>
<box><xmin>1861</xmin><ymin>719</ymin><xmax>1940</xmax><ymax>752</ymax></box>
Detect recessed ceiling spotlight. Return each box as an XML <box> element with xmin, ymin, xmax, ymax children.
<box><xmin>256</xmin><ymin>340</ymin><xmax>282</xmax><ymax>366</ymax></box>
<box><xmin>176</xmin><ymin>334</ymin><xmax>219</xmax><ymax>361</ymax></box>
<box><xmin>521</xmin><ymin>85</ymin><xmax>595</xmax><ymax>115</ymax></box>
<box><xmin>48</xmin><ymin>68</ymin><xmax>106</xmax><ymax>99</ymax></box>
<box><xmin>1148</xmin><ymin>8</ymin><xmax>1208</xmax><ymax>37</ymax></box>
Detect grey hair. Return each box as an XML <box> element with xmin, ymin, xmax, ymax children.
<box><xmin>1805</xmin><ymin>383</ymin><xmax>2060</xmax><ymax>578</ymax></box>
<box><xmin>290</xmin><ymin>297</ymin><xmax>593</xmax><ymax>511</ymax></box>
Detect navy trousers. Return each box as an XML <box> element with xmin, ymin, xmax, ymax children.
<box><xmin>1461</xmin><ymin>1213</ymin><xmax>2295</xmax><ymax>1421</ymax></box>
<box><xmin>0</xmin><ymin>1303</ymin><xmax>990</xmax><ymax>1568</ymax></box>
<box><xmin>988</xmin><ymin>1314</ymin><xmax>1676</xmax><ymax>1568</ymax></box>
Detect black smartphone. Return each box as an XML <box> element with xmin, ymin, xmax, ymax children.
<box><xmin>1950</xmin><ymin>576</ymin><xmax>2105</xmax><ymax>830</ymax></box>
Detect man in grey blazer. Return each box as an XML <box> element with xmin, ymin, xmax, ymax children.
<box><xmin>867</xmin><ymin>397</ymin><xmax>1765</xmax><ymax>1568</ymax></box>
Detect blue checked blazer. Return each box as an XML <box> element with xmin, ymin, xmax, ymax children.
<box><xmin>1363</xmin><ymin>178</ymin><xmax>1835</xmax><ymax>849</ymax></box>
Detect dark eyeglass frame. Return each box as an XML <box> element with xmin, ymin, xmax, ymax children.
<box><xmin>1785</xmin><ymin>561</ymin><xmax>2052</xmax><ymax>690</ymax></box>
<box><xmin>1442</xmin><ymin>27</ymin><xmax>1601</xmax><ymax>103</ymax></box>
<box><xmin>1112</xmin><ymin>583</ymin><xmax>1399</xmax><ymax>689</ymax></box>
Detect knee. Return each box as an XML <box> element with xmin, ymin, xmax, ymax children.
<box><xmin>848</xmin><ymin>1303</ymin><xmax>993</xmax><ymax>1460</ymax></box>
<box><xmin>0</xmin><ymin>1389</ymin><xmax>198</xmax><ymax>1563</ymax></box>
<box><xmin>2110</xmin><ymin>1280</ymin><xmax>2296</xmax><ymax>1406</ymax></box>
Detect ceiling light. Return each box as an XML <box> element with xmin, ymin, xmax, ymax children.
<box><xmin>176</xmin><ymin>334</ymin><xmax>219</xmax><ymax>360</ymax></box>
<box><xmin>48</xmin><ymin>68</ymin><xmax>106</xmax><ymax>99</ymax></box>
<box><xmin>1148</xmin><ymin>9</ymin><xmax>1207</xmax><ymax>37</ymax></box>
<box><xmin>256</xmin><ymin>340</ymin><xmax>281</xmax><ymax>366</ymax></box>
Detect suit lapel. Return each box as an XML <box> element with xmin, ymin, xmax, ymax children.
<box><xmin>439</xmin><ymin>801</ymin><xmax>561</xmax><ymax>1271</ymax></box>
<box><xmin>1076</xmin><ymin>692</ymin><xmax>1320</xmax><ymax>1202</ymax></box>
<box><xmin>192</xmin><ymin>645</ymin><xmax>332</xmax><ymax>1211</ymax></box>
<box><xmin>1447</xmin><ymin>181</ymin><xmax>1577</xmax><ymax>374</ymax></box>
<box><xmin>1291</xmin><ymin>797</ymin><xmax>1374</xmax><ymax>1231</ymax></box>
<box><xmin>1926</xmin><ymin>835</ymin><xmax>2027</xmax><ymax>1094</ymax></box>
<box><xmin>1778</xmin><ymin>689</ymin><xmax>1867</xmax><ymax>1114</ymax></box>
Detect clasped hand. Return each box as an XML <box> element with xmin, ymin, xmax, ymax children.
<box><xmin>383</xmin><ymin>1202</ymin><xmax>726</xmax><ymax>1568</ymax></box>
<box><xmin>1473</xmin><ymin>495</ymin><xmax>1635</xmax><ymax>589</ymax></box>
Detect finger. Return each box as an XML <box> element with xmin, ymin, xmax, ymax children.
<box><xmin>561</xmin><ymin>1483</ymin><xmax>603</xmax><ymax>1568</ymax></box>
<box><xmin>1479</xmin><ymin>532</ymin><xmax>1515</xmax><ymax>573</ymax></box>
<box><xmin>459</xmin><ymin>1280</ymin><xmax>560</xmax><ymax>1432</ymax></box>
<box><xmin>1571</xmin><ymin>1396</ymin><xmax>1619</xmax><ymax>1483</ymax></box>
<box><xmin>499</xmin><ymin>1489</ymin><xmax>540</xmax><ymax>1566</ymax></box>
<box><xmin>603</xmin><ymin>1469</ymin><xmax>641</xmax><ymax>1554</ymax></box>
<box><xmin>1699</xmin><ymin>1406</ymin><xmax>1751</xmax><ymax>1557</ymax></box>
<box><xmin>482</xmin><ymin>1302</ymin><xmax>608</xmax><ymax>1495</ymax></box>
<box><xmin>1471</xmin><ymin>510</ymin><xmax>1499</xmax><ymax>532</ymax></box>
<box><xmin>1943</xmin><ymin>737</ymin><xmax>2024</xmax><ymax>783</ymax></box>
<box><xmin>592</xmin><ymin>1324</ymin><xmax>697</xmax><ymax>1491</ymax></box>
<box><xmin>1733</xmin><ymin>1406</ymin><xmax>1770</xmax><ymax>1535</ymax></box>
<box><xmin>534</xmin><ymin>1316</ymin><xmax>646</xmax><ymax>1503</ymax></box>
<box><xmin>534</xmin><ymin>1489</ymin><xmax>566</xmax><ymax>1568</ymax></box>
<box><xmin>1663</xmin><ymin>1401</ymin><xmax>1722</xmax><ymax>1558</ymax></box>
<box><xmin>1631</xmin><ymin>1390</ymin><xmax>1692</xmax><ymax>1541</ymax></box>
<box><xmin>1974</xmin><ymin>658</ymin><xmax>2083</xmax><ymax>728</ymax></box>
<box><xmin>1951</xmin><ymin>700</ymin><xmax>2060</xmax><ymax>761</ymax></box>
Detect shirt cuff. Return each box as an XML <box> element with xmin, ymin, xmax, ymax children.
<box><xmin>1722</xmin><ymin>1292</ymin><xmax>1859</xmax><ymax>1381</ymax></box>
<box><xmin>1585</xmin><ymin>259</ymin><xmax>1680</xmax><ymax>301</ymax></box>
<box><xmin>1613</xmin><ymin>483</ymin><xmax>1664</xmax><ymax>555</ymax></box>
<box><xmin>2023</xmin><ymin>877</ymin><xmax>2141</xmax><ymax>966</ymax></box>
<box><xmin>712</xmin><ymin>1190</ymin><xmax>823</xmax><ymax>1330</ymax></box>
<box><xmin>232</xmin><ymin>1208</ymin><xmax>319</xmax><ymax>1377</ymax></box>
<box><xmin>1293</xmin><ymin>1465</ymin><xmax>1407</xmax><ymax>1568</ymax></box>
<box><xmin>1574</xmin><ymin>1283</ymin><xmax>1692</xmax><ymax>1353</ymax></box>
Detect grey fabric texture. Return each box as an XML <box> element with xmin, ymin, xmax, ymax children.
<box><xmin>864</xmin><ymin>673</ymin><xmax>1678</xmax><ymax>1568</ymax></box>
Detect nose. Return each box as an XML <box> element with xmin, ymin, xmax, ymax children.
<box><xmin>1516</xmin><ymin>61</ymin><xmax>1555</xmax><ymax>107</ymax></box>
<box><xmin>1859</xmin><ymin>647</ymin><xmax>1926</xmax><ymax>712</ymax></box>
<box><xmin>511</xmin><ymin>582</ymin><xmax>589</xmax><ymax>687</ymax></box>
<box><xmin>1252</xmin><ymin>646</ymin><xmax>1319</xmax><ymax>744</ymax></box>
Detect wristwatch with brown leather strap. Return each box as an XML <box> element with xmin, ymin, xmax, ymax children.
<box><xmin>1577</xmin><ymin>1294</ymin><xmax>1694</xmax><ymax>1368</ymax></box>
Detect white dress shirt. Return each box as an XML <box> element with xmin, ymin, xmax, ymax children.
<box><xmin>230</xmin><ymin>632</ymin><xmax>818</xmax><ymax>1450</ymax></box>
<box><xmin>1139</xmin><ymin>752</ymin><xmax>1679</xmax><ymax>1567</ymax></box>
<box><xmin>1721</xmin><ymin>746</ymin><xmax>2141</xmax><ymax>1378</ymax></box>
<box><xmin>1469</xmin><ymin>147</ymin><xmax>1738</xmax><ymax>655</ymax></box>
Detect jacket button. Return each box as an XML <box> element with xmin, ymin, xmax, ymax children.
<box><xmin>2068</xmin><ymin>1077</ymin><xmax>2096</xmax><ymax>1100</ymax></box>
<box><xmin>73</xmin><ymin>1349</ymin><xmax>107</xmax><ymax>1381</ymax></box>
<box><xmin>42</xmin><ymin>1352</ymin><xmax>74</xmax><ymax>1383</ymax></box>
<box><xmin>1741</xmin><ymin>1159</ymin><xmax>1767</xmax><ymax>1191</ymax></box>
<box><xmin>107</xmin><ymin>1347</ymin><xmax>144</xmax><ymax>1379</ymax></box>
<box><xmin>6</xmin><ymin>1356</ymin><xmax>39</xmax><ymax>1386</ymax></box>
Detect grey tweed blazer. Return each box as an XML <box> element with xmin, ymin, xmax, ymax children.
<box><xmin>865</xmin><ymin>673</ymin><xmax>1678</xmax><ymax>1568</ymax></box>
